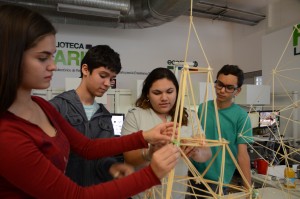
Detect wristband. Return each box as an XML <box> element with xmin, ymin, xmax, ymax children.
<box><xmin>142</xmin><ymin>148</ymin><xmax>151</xmax><ymax>161</ymax></box>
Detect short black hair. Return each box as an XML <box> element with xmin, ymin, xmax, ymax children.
<box><xmin>217</xmin><ymin>64</ymin><xmax>244</xmax><ymax>87</ymax></box>
<box><xmin>80</xmin><ymin>45</ymin><xmax>121</xmax><ymax>77</ymax></box>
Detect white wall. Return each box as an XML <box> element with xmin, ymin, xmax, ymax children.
<box><xmin>51</xmin><ymin>0</ymin><xmax>300</xmax><ymax>105</ymax></box>
<box><xmin>266</xmin><ymin>0</ymin><xmax>300</xmax><ymax>33</ymax></box>
<box><xmin>262</xmin><ymin>25</ymin><xmax>300</xmax><ymax>139</ymax></box>
<box><xmin>232</xmin><ymin>23</ymin><xmax>265</xmax><ymax>73</ymax></box>
<box><xmin>229</xmin><ymin>0</ymin><xmax>300</xmax><ymax>140</ymax></box>
<box><xmin>231</xmin><ymin>0</ymin><xmax>300</xmax><ymax>74</ymax></box>
<box><xmin>261</xmin><ymin>21</ymin><xmax>300</xmax><ymax>95</ymax></box>
<box><xmin>53</xmin><ymin>16</ymin><xmax>233</xmax><ymax>102</ymax></box>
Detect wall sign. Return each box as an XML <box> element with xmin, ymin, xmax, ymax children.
<box><xmin>293</xmin><ymin>24</ymin><xmax>300</xmax><ymax>56</ymax></box>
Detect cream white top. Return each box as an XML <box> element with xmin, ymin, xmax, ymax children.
<box><xmin>122</xmin><ymin>107</ymin><xmax>201</xmax><ymax>199</ymax></box>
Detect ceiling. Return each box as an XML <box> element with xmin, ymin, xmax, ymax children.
<box><xmin>190</xmin><ymin>0</ymin><xmax>268</xmax><ymax>26</ymax></box>
<box><xmin>0</xmin><ymin>0</ymin><xmax>272</xmax><ymax>28</ymax></box>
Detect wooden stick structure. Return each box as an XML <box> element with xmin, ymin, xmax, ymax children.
<box><xmin>154</xmin><ymin>64</ymin><xmax>253</xmax><ymax>199</ymax></box>
<box><xmin>140</xmin><ymin>1</ymin><xmax>300</xmax><ymax>198</ymax></box>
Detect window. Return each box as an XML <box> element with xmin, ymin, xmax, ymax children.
<box><xmin>255</xmin><ymin>76</ymin><xmax>262</xmax><ymax>85</ymax></box>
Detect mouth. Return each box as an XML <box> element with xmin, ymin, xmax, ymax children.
<box><xmin>99</xmin><ymin>88</ymin><xmax>108</xmax><ymax>93</ymax></box>
<box><xmin>159</xmin><ymin>103</ymin><xmax>170</xmax><ymax>107</ymax></box>
<box><xmin>217</xmin><ymin>94</ymin><xmax>225</xmax><ymax>98</ymax></box>
<box><xmin>45</xmin><ymin>75</ymin><xmax>52</xmax><ymax>80</ymax></box>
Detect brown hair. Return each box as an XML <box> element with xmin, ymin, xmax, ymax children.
<box><xmin>136</xmin><ymin>67</ymin><xmax>188</xmax><ymax>125</ymax></box>
<box><xmin>0</xmin><ymin>4</ymin><xmax>56</xmax><ymax>114</ymax></box>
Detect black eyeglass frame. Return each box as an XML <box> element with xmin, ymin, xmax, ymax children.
<box><xmin>214</xmin><ymin>80</ymin><xmax>239</xmax><ymax>93</ymax></box>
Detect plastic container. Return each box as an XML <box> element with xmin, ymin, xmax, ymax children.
<box><xmin>284</xmin><ymin>165</ymin><xmax>296</xmax><ymax>188</ymax></box>
<box><xmin>254</xmin><ymin>159</ymin><xmax>268</xmax><ymax>175</ymax></box>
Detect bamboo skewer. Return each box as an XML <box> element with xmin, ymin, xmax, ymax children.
<box><xmin>151</xmin><ymin>1</ymin><xmax>300</xmax><ymax>198</ymax></box>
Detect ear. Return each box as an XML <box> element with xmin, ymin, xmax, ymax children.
<box><xmin>81</xmin><ymin>64</ymin><xmax>89</xmax><ymax>76</ymax></box>
<box><xmin>234</xmin><ymin>87</ymin><xmax>242</xmax><ymax>96</ymax></box>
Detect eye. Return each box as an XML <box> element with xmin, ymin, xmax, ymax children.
<box><xmin>226</xmin><ymin>85</ymin><xmax>235</xmax><ymax>90</ymax></box>
<box><xmin>167</xmin><ymin>89</ymin><xmax>174</xmax><ymax>94</ymax></box>
<box><xmin>99</xmin><ymin>74</ymin><xmax>107</xmax><ymax>78</ymax></box>
<box><xmin>38</xmin><ymin>57</ymin><xmax>48</xmax><ymax>62</ymax></box>
<box><xmin>152</xmin><ymin>91</ymin><xmax>162</xmax><ymax>95</ymax></box>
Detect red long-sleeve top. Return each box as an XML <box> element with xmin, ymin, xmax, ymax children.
<box><xmin>0</xmin><ymin>96</ymin><xmax>160</xmax><ymax>199</ymax></box>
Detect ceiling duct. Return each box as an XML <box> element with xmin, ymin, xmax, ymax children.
<box><xmin>190</xmin><ymin>0</ymin><xmax>266</xmax><ymax>26</ymax></box>
<box><xmin>0</xmin><ymin>0</ymin><xmax>192</xmax><ymax>29</ymax></box>
<box><xmin>56</xmin><ymin>3</ymin><xmax>121</xmax><ymax>19</ymax></box>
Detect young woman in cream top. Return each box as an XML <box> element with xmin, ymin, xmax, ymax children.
<box><xmin>122</xmin><ymin>68</ymin><xmax>212</xmax><ymax>198</ymax></box>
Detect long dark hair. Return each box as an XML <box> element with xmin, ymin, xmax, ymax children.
<box><xmin>0</xmin><ymin>4</ymin><xmax>56</xmax><ymax>114</ymax></box>
<box><xmin>136</xmin><ymin>67</ymin><xmax>188</xmax><ymax>125</ymax></box>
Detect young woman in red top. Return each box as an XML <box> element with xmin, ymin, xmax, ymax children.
<box><xmin>0</xmin><ymin>4</ymin><xmax>180</xmax><ymax>199</ymax></box>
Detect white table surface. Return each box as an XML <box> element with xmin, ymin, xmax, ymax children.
<box><xmin>251</xmin><ymin>172</ymin><xmax>300</xmax><ymax>197</ymax></box>
<box><xmin>223</xmin><ymin>187</ymin><xmax>299</xmax><ymax>199</ymax></box>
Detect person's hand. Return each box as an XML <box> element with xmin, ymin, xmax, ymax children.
<box><xmin>109</xmin><ymin>163</ymin><xmax>134</xmax><ymax>179</ymax></box>
<box><xmin>150</xmin><ymin>143</ymin><xmax>165</xmax><ymax>153</ymax></box>
<box><xmin>180</xmin><ymin>140</ymin><xmax>195</xmax><ymax>158</ymax></box>
<box><xmin>180</xmin><ymin>135</ymin><xmax>204</xmax><ymax>158</ymax></box>
<box><xmin>180</xmin><ymin>135</ymin><xmax>212</xmax><ymax>162</ymax></box>
<box><xmin>142</xmin><ymin>122</ymin><xmax>177</xmax><ymax>145</ymax></box>
<box><xmin>150</xmin><ymin>144</ymin><xmax>180</xmax><ymax>179</ymax></box>
<box><xmin>142</xmin><ymin>143</ymin><xmax>166</xmax><ymax>162</ymax></box>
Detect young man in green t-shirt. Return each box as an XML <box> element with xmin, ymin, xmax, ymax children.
<box><xmin>187</xmin><ymin>65</ymin><xmax>253</xmax><ymax>198</ymax></box>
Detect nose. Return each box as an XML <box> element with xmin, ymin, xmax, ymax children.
<box><xmin>161</xmin><ymin>93</ymin><xmax>168</xmax><ymax>100</ymax></box>
<box><xmin>219</xmin><ymin>86</ymin><xmax>226</xmax><ymax>93</ymax></box>
<box><xmin>104</xmin><ymin>78</ymin><xmax>111</xmax><ymax>87</ymax></box>
<box><xmin>47</xmin><ymin>59</ymin><xmax>57</xmax><ymax>71</ymax></box>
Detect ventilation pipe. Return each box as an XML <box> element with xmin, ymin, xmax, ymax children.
<box><xmin>0</xmin><ymin>0</ymin><xmax>192</xmax><ymax>29</ymax></box>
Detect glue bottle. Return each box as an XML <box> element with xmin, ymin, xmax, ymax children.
<box><xmin>284</xmin><ymin>164</ymin><xmax>296</xmax><ymax>188</ymax></box>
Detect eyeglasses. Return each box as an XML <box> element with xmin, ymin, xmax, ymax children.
<box><xmin>214</xmin><ymin>80</ymin><xmax>238</xmax><ymax>93</ymax></box>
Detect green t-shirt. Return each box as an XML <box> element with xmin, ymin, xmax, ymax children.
<box><xmin>193</xmin><ymin>100</ymin><xmax>253</xmax><ymax>184</ymax></box>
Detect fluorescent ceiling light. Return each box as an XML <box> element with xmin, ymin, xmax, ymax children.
<box><xmin>57</xmin><ymin>3</ymin><xmax>120</xmax><ymax>18</ymax></box>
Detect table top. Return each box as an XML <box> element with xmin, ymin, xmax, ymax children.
<box><xmin>257</xmin><ymin>187</ymin><xmax>298</xmax><ymax>199</ymax></box>
<box><xmin>251</xmin><ymin>173</ymin><xmax>300</xmax><ymax>197</ymax></box>
<box><xmin>224</xmin><ymin>187</ymin><xmax>299</xmax><ymax>199</ymax></box>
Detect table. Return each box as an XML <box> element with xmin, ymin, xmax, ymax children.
<box><xmin>251</xmin><ymin>172</ymin><xmax>300</xmax><ymax>197</ymax></box>
<box><xmin>223</xmin><ymin>187</ymin><xmax>299</xmax><ymax>199</ymax></box>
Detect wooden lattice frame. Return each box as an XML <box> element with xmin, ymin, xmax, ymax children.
<box><xmin>140</xmin><ymin>1</ymin><xmax>300</xmax><ymax>198</ymax></box>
